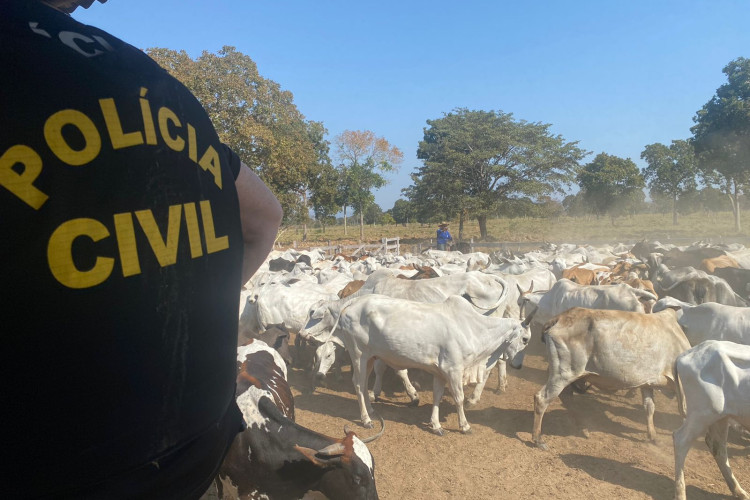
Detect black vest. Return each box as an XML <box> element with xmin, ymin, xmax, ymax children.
<box><xmin>1</xmin><ymin>2</ymin><xmax>244</xmax><ymax>497</ymax></box>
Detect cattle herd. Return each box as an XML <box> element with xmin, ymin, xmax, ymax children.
<box><xmin>205</xmin><ymin>240</ymin><xmax>750</xmax><ymax>500</ymax></box>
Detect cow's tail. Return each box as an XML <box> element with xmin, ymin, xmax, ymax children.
<box><xmin>673</xmin><ymin>359</ymin><xmax>687</xmax><ymax>418</ymax></box>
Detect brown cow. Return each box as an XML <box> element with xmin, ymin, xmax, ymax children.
<box><xmin>700</xmin><ymin>255</ymin><xmax>740</xmax><ymax>273</ymax></box>
<box><xmin>625</xmin><ymin>278</ymin><xmax>658</xmax><ymax>312</ymax></box>
<box><xmin>210</xmin><ymin>340</ymin><xmax>382</xmax><ymax>499</ymax></box>
<box><xmin>338</xmin><ymin>280</ymin><xmax>366</xmax><ymax>298</ymax></box>
<box><xmin>532</xmin><ymin>307</ymin><xmax>690</xmax><ymax>449</ymax></box>
<box><xmin>562</xmin><ymin>263</ymin><xmax>608</xmax><ymax>285</ymax></box>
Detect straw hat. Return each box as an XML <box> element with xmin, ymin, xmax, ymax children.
<box><xmin>438</xmin><ymin>221</ymin><xmax>449</xmax><ymax>227</ymax></box>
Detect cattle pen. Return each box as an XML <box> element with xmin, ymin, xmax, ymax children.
<box><xmin>235</xmin><ymin>238</ymin><xmax>749</xmax><ymax>499</ymax></box>
<box><xmin>287</xmin><ymin>328</ymin><xmax>748</xmax><ymax>499</ymax></box>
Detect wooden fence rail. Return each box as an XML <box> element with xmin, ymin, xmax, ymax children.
<box><xmin>288</xmin><ymin>237</ymin><xmax>400</xmax><ymax>257</ymax></box>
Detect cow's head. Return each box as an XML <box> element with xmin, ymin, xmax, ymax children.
<box><xmin>503</xmin><ymin>320</ymin><xmax>532</xmax><ymax>369</ymax></box>
<box><xmin>301</xmin><ymin>300</ymin><xmax>337</xmax><ymax>342</ymax></box>
<box><xmin>516</xmin><ymin>281</ymin><xmax>539</xmax><ymax>320</ymax></box>
<box><xmin>295</xmin><ymin>417</ymin><xmax>385</xmax><ymax>500</ymax></box>
<box><xmin>256</xmin><ymin>324</ymin><xmax>293</xmax><ymax>368</ymax></box>
<box><xmin>312</xmin><ymin>341</ymin><xmax>338</xmax><ymax>390</ymax></box>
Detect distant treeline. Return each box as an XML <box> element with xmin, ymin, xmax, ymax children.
<box><xmin>148</xmin><ymin>48</ymin><xmax>750</xmax><ymax>237</ymax></box>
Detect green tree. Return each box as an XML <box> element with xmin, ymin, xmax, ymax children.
<box><xmin>380</xmin><ymin>213</ymin><xmax>396</xmax><ymax>225</ymax></box>
<box><xmin>146</xmin><ymin>46</ymin><xmax>330</xmax><ymax>226</ymax></box>
<box><xmin>577</xmin><ymin>153</ymin><xmax>645</xmax><ymax>224</ymax></box>
<box><xmin>411</xmin><ymin>108</ymin><xmax>587</xmax><ymax>239</ymax></box>
<box><xmin>390</xmin><ymin>199</ymin><xmax>415</xmax><ymax>225</ymax></box>
<box><xmin>334</xmin><ymin>130</ymin><xmax>403</xmax><ymax>240</ymax></box>
<box><xmin>355</xmin><ymin>203</ymin><xmax>384</xmax><ymax>225</ymax></box>
<box><xmin>562</xmin><ymin>193</ymin><xmax>587</xmax><ymax>217</ymax></box>
<box><xmin>691</xmin><ymin>57</ymin><xmax>750</xmax><ymax>231</ymax></box>
<box><xmin>640</xmin><ymin>140</ymin><xmax>698</xmax><ymax>225</ymax></box>
<box><xmin>699</xmin><ymin>186</ymin><xmax>732</xmax><ymax>214</ymax></box>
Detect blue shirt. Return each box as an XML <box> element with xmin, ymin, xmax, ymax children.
<box><xmin>437</xmin><ymin>228</ymin><xmax>453</xmax><ymax>244</ymax></box>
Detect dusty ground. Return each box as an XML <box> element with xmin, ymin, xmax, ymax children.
<box><xmin>287</xmin><ymin>333</ymin><xmax>749</xmax><ymax>500</ymax></box>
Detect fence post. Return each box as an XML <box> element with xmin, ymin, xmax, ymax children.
<box><xmin>382</xmin><ymin>237</ymin><xmax>386</xmax><ymax>254</ymax></box>
<box><xmin>293</xmin><ymin>240</ymin><xmax>297</xmax><ymax>249</ymax></box>
<box><xmin>470</xmin><ymin>238</ymin><xmax>474</xmax><ymax>253</ymax></box>
<box><xmin>396</xmin><ymin>237</ymin><xmax>400</xmax><ymax>256</ymax></box>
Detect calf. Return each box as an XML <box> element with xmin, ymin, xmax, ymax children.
<box><xmin>532</xmin><ymin>308</ymin><xmax>690</xmax><ymax>449</ymax></box>
<box><xmin>211</xmin><ymin>340</ymin><xmax>381</xmax><ymax>500</ymax></box>
<box><xmin>312</xmin><ymin>341</ymin><xmax>420</xmax><ymax>405</ymax></box>
<box><xmin>673</xmin><ymin>340</ymin><xmax>750</xmax><ymax>500</ymax></box>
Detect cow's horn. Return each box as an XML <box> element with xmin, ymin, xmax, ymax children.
<box><xmin>521</xmin><ymin>307</ymin><xmax>537</xmax><ymax>328</ymax></box>
<box><xmin>359</xmin><ymin>415</ymin><xmax>386</xmax><ymax>444</ymax></box>
<box><xmin>294</xmin><ymin>444</ymin><xmax>342</xmax><ymax>467</ymax></box>
<box><xmin>316</xmin><ymin>442</ymin><xmax>346</xmax><ymax>457</ymax></box>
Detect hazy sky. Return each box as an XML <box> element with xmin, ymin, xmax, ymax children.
<box><xmin>74</xmin><ymin>0</ymin><xmax>750</xmax><ymax>210</ymax></box>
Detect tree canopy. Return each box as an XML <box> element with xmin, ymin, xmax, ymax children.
<box><xmin>146</xmin><ymin>46</ymin><xmax>331</xmax><ymax>225</ymax></box>
<box><xmin>691</xmin><ymin>57</ymin><xmax>750</xmax><ymax>231</ymax></box>
<box><xmin>577</xmin><ymin>153</ymin><xmax>645</xmax><ymax>223</ymax></box>
<box><xmin>333</xmin><ymin>130</ymin><xmax>402</xmax><ymax>240</ymax></box>
<box><xmin>640</xmin><ymin>140</ymin><xmax>697</xmax><ymax>225</ymax></box>
<box><xmin>410</xmin><ymin>108</ymin><xmax>588</xmax><ymax>239</ymax></box>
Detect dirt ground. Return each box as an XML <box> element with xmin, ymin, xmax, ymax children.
<box><xmin>287</xmin><ymin>333</ymin><xmax>749</xmax><ymax>500</ymax></box>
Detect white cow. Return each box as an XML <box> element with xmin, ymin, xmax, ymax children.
<box><xmin>653</xmin><ymin>297</ymin><xmax>750</xmax><ymax>347</ymax></box>
<box><xmin>362</xmin><ymin>270</ymin><xmax>510</xmax><ymax>312</ymax></box>
<box><xmin>301</xmin><ymin>295</ymin><xmax>530</xmax><ymax>435</ymax></box>
<box><xmin>307</xmin><ymin>269</ymin><xmax>511</xmax><ymax>402</ymax></box>
<box><xmin>238</xmin><ymin>281</ymin><xmax>338</xmax><ymax>343</ymax></box>
<box><xmin>519</xmin><ymin>278</ymin><xmax>658</xmax><ymax>330</ymax></box>
<box><xmin>673</xmin><ymin>340</ymin><xmax>750</xmax><ymax>500</ymax></box>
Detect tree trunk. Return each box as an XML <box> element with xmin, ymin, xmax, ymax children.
<box><xmin>730</xmin><ymin>180</ymin><xmax>741</xmax><ymax>232</ymax></box>
<box><xmin>343</xmin><ymin>204</ymin><xmax>347</xmax><ymax>236</ymax></box>
<box><xmin>458</xmin><ymin>211</ymin><xmax>465</xmax><ymax>241</ymax></box>
<box><xmin>478</xmin><ymin>214</ymin><xmax>488</xmax><ymax>239</ymax></box>
<box><xmin>672</xmin><ymin>195</ymin><xmax>678</xmax><ymax>226</ymax></box>
<box><xmin>359</xmin><ymin>211</ymin><xmax>364</xmax><ymax>241</ymax></box>
<box><xmin>302</xmin><ymin>191</ymin><xmax>308</xmax><ymax>241</ymax></box>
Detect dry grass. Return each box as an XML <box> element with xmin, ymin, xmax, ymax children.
<box><xmin>277</xmin><ymin>211</ymin><xmax>745</xmax><ymax>250</ymax></box>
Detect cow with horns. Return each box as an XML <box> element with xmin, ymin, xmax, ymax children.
<box><xmin>206</xmin><ymin>339</ymin><xmax>382</xmax><ymax>500</ymax></box>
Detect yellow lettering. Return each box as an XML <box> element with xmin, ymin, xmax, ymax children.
<box><xmin>135</xmin><ymin>205</ymin><xmax>182</xmax><ymax>267</ymax></box>
<box><xmin>198</xmin><ymin>145</ymin><xmax>222</xmax><ymax>189</ymax></box>
<box><xmin>158</xmin><ymin>107</ymin><xmax>185</xmax><ymax>152</ymax></box>
<box><xmin>44</xmin><ymin>109</ymin><xmax>101</xmax><ymax>166</ymax></box>
<box><xmin>187</xmin><ymin>123</ymin><xmax>198</xmax><ymax>162</ymax></box>
<box><xmin>99</xmin><ymin>98</ymin><xmax>144</xmax><ymax>149</ymax></box>
<box><xmin>139</xmin><ymin>87</ymin><xmax>158</xmax><ymax>145</ymax></box>
<box><xmin>113</xmin><ymin>212</ymin><xmax>141</xmax><ymax>277</ymax></box>
<box><xmin>47</xmin><ymin>218</ymin><xmax>114</xmax><ymax>289</ymax></box>
<box><xmin>183</xmin><ymin>202</ymin><xmax>203</xmax><ymax>258</ymax></box>
<box><xmin>0</xmin><ymin>145</ymin><xmax>49</xmax><ymax>209</ymax></box>
<box><xmin>199</xmin><ymin>200</ymin><xmax>228</xmax><ymax>254</ymax></box>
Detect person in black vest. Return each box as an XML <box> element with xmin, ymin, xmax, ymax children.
<box><xmin>1</xmin><ymin>0</ymin><xmax>283</xmax><ymax>497</ymax></box>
